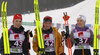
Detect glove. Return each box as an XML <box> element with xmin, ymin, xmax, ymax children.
<box><xmin>61</xmin><ymin>31</ymin><xmax>69</xmax><ymax>39</ymax></box>
<box><xmin>38</xmin><ymin>47</ymin><xmax>45</xmax><ymax>55</ymax></box>
<box><xmin>74</xmin><ymin>38</ymin><xmax>80</xmax><ymax>45</ymax></box>
<box><xmin>30</xmin><ymin>31</ymin><xmax>33</xmax><ymax>37</ymax></box>
<box><xmin>60</xmin><ymin>53</ymin><xmax>66</xmax><ymax>55</ymax></box>
<box><xmin>24</xmin><ymin>30</ymin><xmax>29</xmax><ymax>37</ymax></box>
<box><xmin>25</xmin><ymin>30</ymin><xmax>33</xmax><ymax>37</ymax></box>
<box><xmin>61</xmin><ymin>31</ymin><xmax>65</xmax><ymax>37</ymax></box>
<box><xmin>65</xmin><ymin>33</ymin><xmax>69</xmax><ymax>39</ymax></box>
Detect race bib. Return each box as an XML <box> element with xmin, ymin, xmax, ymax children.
<box><xmin>9</xmin><ymin>33</ymin><xmax>25</xmax><ymax>53</ymax></box>
<box><xmin>43</xmin><ymin>33</ymin><xmax>55</xmax><ymax>52</ymax></box>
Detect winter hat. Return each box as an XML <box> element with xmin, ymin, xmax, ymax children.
<box><xmin>43</xmin><ymin>16</ymin><xmax>52</xmax><ymax>23</ymax></box>
<box><xmin>77</xmin><ymin>14</ymin><xmax>86</xmax><ymax>23</ymax></box>
<box><xmin>13</xmin><ymin>14</ymin><xmax>22</xmax><ymax>22</ymax></box>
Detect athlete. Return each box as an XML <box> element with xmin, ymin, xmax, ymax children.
<box><xmin>65</xmin><ymin>15</ymin><xmax>93</xmax><ymax>55</ymax></box>
<box><xmin>33</xmin><ymin>16</ymin><xmax>63</xmax><ymax>55</ymax></box>
<box><xmin>0</xmin><ymin>14</ymin><xmax>29</xmax><ymax>55</ymax></box>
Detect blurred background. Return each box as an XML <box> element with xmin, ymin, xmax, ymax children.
<box><xmin>0</xmin><ymin>0</ymin><xmax>84</xmax><ymax>16</ymax></box>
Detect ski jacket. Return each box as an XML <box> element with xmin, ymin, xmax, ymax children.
<box><xmin>33</xmin><ymin>27</ymin><xmax>62</xmax><ymax>55</ymax></box>
<box><xmin>0</xmin><ymin>25</ymin><xmax>29</xmax><ymax>55</ymax></box>
<box><xmin>65</xmin><ymin>24</ymin><xmax>94</xmax><ymax>49</ymax></box>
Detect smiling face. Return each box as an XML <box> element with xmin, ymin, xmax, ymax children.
<box><xmin>13</xmin><ymin>19</ymin><xmax>22</xmax><ymax>29</ymax></box>
<box><xmin>43</xmin><ymin>21</ymin><xmax>52</xmax><ymax>30</ymax></box>
<box><xmin>77</xmin><ymin>18</ymin><xmax>85</xmax><ymax>28</ymax></box>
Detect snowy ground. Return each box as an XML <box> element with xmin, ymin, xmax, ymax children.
<box><xmin>0</xmin><ymin>0</ymin><xmax>99</xmax><ymax>55</ymax></box>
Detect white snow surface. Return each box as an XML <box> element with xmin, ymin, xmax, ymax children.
<box><xmin>0</xmin><ymin>0</ymin><xmax>99</xmax><ymax>55</ymax></box>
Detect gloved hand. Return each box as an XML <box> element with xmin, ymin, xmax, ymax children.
<box><xmin>65</xmin><ymin>33</ymin><xmax>69</xmax><ymax>39</ymax></box>
<box><xmin>60</xmin><ymin>53</ymin><xmax>66</xmax><ymax>55</ymax></box>
<box><xmin>61</xmin><ymin>31</ymin><xmax>65</xmax><ymax>37</ymax></box>
<box><xmin>30</xmin><ymin>31</ymin><xmax>33</xmax><ymax>37</ymax></box>
<box><xmin>61</xmin><ymin>31</ymin><xmax>69</xmax><ymax>39</ymax></box>
<box><xmin>25</xmin><ymin>30</ymin><xmax>33</xmax><ymax>37</ymax></box>
<box><xmin>24</xmin><ymin>30</ymin><xmax>29</xmax><ymax>37</ymax></box>
<box><xmin>38</xmin><ymin>47</ymin><xmax>45</xmax><ymax>55</ymax></box>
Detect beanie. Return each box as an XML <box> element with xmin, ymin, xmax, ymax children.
<box><xmin>13</xmin><ymin>14</ymin><xmax>22</xmax><ymax>22</ymax></box>
<box><xmin>43</xmin><ymin>16</ymin><xmax>52</xmax><ymax>23</ymax></box>
<box><xmin>77</xmin><ymin>14</ymin><xmax>86</xmax><ymax>23</ymax></box>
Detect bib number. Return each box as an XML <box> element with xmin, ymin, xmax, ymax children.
<box><xmin>45</xmin><ymin>40</ymin><xmax>54</xmax><ymax>47</ymax></box>
<box><xmin>14</xmin><ymin>41</ymin><xmax>23</xmax><ymax>47</ymax></box>
<box><xmin>79</xmin><ymin>38</ymin><xmax>88</xmax><ymax>44</ymax></box>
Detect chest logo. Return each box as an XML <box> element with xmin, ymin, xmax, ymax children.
<box><xmin>44</xmin><ymin>34</ymin><xmax>50</xmax><ymax>39</ymax></box>
<box><xmin>14</xmin><ymin>34</ymin><xmax>19</xmax><ymax>39</ymax></box>
<box><xmin>78</xmin><ymin>32</ymin><xmax>83</xmax><ymax>37</ymax></box>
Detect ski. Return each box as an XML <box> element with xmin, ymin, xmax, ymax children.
<box><xmin>63</xmin><ymin>12</ymin><xmax>72</xmax><ymax>55</ymax></box>
<box><xmin>1</xmin><ymin>1</ymin><xmax>10</xmax><ymax>54</ymax></box>
<box><xmin>34</xmin><ymin>0</ymin><xmax>45</xmax><ymax>55</ymax></box>
<box><xmin>93</xmin><ymin>0</ymin><xmax>99</xmax><ymax>55</ymax></box>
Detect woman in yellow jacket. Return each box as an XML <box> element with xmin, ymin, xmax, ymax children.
<box><xmin>32</xmin><ymin>16</ymin><xmax>62</xmax><ymax>55</ymax></box>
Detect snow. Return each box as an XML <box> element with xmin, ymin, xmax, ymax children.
<box><xmin>0</xmin><ymin>0</ymin><xmax>99</xmax><ymax>55</ymax></box>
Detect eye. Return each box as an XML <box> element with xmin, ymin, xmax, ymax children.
<box><xmin>19</xmin><ymin>21</ymin><xmax>22</xmax><ymax>23</ymax></box>
<box><xmin>15</xmin><ymin>20</ymin><xmax>18</xmax><ymax>22</ymax></box>
<box><xmin>80</xmin><ymin>20</ymin><xmax>83</xmax><ymax>22</ymax></box>
<box><xmin>77</xmin><ymin>20</ymin><xmax>79</xmax><ymax>22</ymax></box>
<box><xmin>45</xmin><ymin>23</ymin><xmax>47</xmax><ymax>24</ymax></box>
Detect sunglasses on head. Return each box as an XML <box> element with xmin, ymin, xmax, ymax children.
<box><xmin>44</xmin><ymin>16</ymin><xmax>52</xmax><ymax>20</ymax></box>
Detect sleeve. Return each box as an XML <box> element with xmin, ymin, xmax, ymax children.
<box><xmin>23</xmin><ymin>32</ymin><xmax>29</xmax><ymax>55</ymax></box>
<box><xmin>58</xmin><ymin>32</ymin><xmax>62</xmax><ymax>55</ymax></box>
<box><xmin>90</xmin><ymin>30</ymin><xmax>94</xmax><ymax>47</ymax></box>
<box><xmin>0</xmin><ymin>33</ymin><xmax>4</xmax><ymax>55</ymax></box>
<box><xmin>65</xmin><ymin>31</ymin><xmax>74</xmax><ymax>48</ymax></box>
<box><xmin>32</xmin><ymin>34</ymin><xmax>39</xmax><ymax>54</ymax></box>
